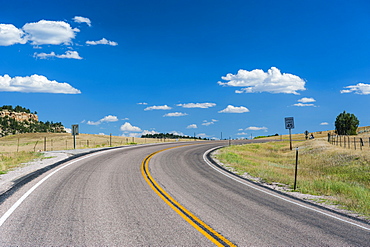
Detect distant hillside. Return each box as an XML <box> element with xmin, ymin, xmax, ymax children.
<box><xmin>0</xmin><ymin>105</ymin><xmax>66</xmax><ymax>137</ymax></box>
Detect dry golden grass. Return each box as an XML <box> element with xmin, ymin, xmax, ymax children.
<box><xmin>0</xmin><ymin>132</ymin><xmax>196</xmax><ymax>174</ymax></box>
<box><xmin>216</xmin><ymin>137</ymin><xmax>370</xmax><ymax>218</ymax></box>
<box><xmin>0</xmin><ymin>132</ymin><xmax>194</xmax><ymax>153</ymax></box>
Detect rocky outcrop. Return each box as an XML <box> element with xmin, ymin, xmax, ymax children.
<box><xmin>0</xmin><ymin>110</ymin><xmax>38</xmax><ymax>122</ymax></box>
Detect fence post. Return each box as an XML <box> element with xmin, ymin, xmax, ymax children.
<box><xmin>348</xmin><ymin>136</ymin><xmax>350</xmax><ymax>149</ymax></box>
<box><xmin>344</xmin><ymin>136</ymin><xmax>346</xmax><ymax>148</ymax></box>
<box><xmin>34</xmin><ymin>141</ymin><xmax>38</xmax><ymax>152</ymax></box>
<box><xmin>354</xmin><ymin>137</ymin><xmax>356</xmax><ymax>150</ymax></box>
<box><xmin>294</xmin><ymin>147</ymin><xmax>299</xmax><ymax>190</ymax></box>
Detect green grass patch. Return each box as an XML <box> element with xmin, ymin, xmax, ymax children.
<box><xmin>0</xmin><ymin>151</ymin><xmax>44</xmax><ymax>174</ymax></box>
<box><xmin>216</xmin><ymin>140</ymin><xmax>370</xmax><ymax>218</ymax></box>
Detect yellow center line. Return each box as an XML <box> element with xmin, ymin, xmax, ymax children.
<box><xmin>141</xmin><ymin>145</ymin><xmax>236</xmax><ymax>247</ymax></box>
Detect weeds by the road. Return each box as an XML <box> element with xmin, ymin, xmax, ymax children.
<box><xmin>0</xmin><ymin>133</ymin><xmax>199</xmax><ymax>175</ymax></box>
<box><xmin>215</xmin><ymin>139</ymin><xmax>370</xmax><ymax>218</ymax></box>
<box><xmin>0</xmin><ymin>151</ymin><xmax>43</xmax><ymax>174</ymax></box>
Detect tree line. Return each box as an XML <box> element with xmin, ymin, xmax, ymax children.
<box><xmin>141</xmin><ymin>133</ymin><xmax>208</xmax><ymax>140</ymax></box>
<box><xmin>0</xmin><ymin>105</ymin><xmax>37</xmax><ymax>114</ymax></box>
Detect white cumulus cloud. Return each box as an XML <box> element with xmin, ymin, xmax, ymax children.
<box><xmin>218</xmin><ymin>67</ymin><xmax>306</xmax><ymax>95</ymax></box>
<box><xmin>120</xmin><ymin>122</ymin><xmax>142</xmax><ymax>132</ymax></box>
<box><xmin>144</xmin><ymin>105</ymin><xmax>172</xmax><ymax>111</ymax></box>
<box><xmin>187</xmin><ymin>124</ymin><xmax>198</xmax><ymax>129</ymax></box>
<box><xmin>294</xmin><ymin>97</ymin><xmax>316</xmax><ymax>107</ymax></box>
<box><xmin>202</xmin><ymin>119</ymin><xmax>218</xmax><ymax>126</ymax></box>
<box><xmin>246</xmin><ymin>126</ymin><xmax>268</xmax><ymax>131</ymax></box>
<box><xmin>101</xmin><ymin>115</ymin><xmax>119</xmax><ymax>122</ymax></box>
<box><xmin>298</xmin><ymin>97</ymin><xmax>316</xmax><ymax>103</ymax></box>
<box><xmin>218</xmin><ymin>105</ymin><xmax>249</xmax><ymax>113</ymax></box>
<box><xmin>0</xmin><ymin>74</ymin><xmax>81</xmax><ymax>94</ymax></box>
<box><xmin>87</xmin><ymin>115</ymin><xmax>119</xmax><ymax>125</ymax></box>
<box><xmin>163</xmin><ymin>112</ymin><xmax>188</xmax><ymax>117</ymax></box>
<box><xmin>177</xmin><ymin>103</ymin><xmax>216</xmax><ymax>108</ymax></box>
<box><xmin>0</xmin><ymin>24</ymin><xmax>26</xmax><ymax>46</ymax></box>
<box><xmin>86</xmin><ymin>38</ymin><xmax>118</xmax><ymax>46</ymax></box>
<box><xmin>237</xmin><ymin>132</ymin><xmax>248</xmax><ymax>135</ymax></box>
<box><xmin>294</xmin><ymin>103</ymin><xmax>315</xmax><ymax>107</ymax></box>
<box><xmin>22</xmin><ymin>20</ymin><xmax>79</xmax><ymax>45</ymax></box>
<box><xmin>141</xmin><ymin>130</ymin><xmax>159</xmax><ymax>135</ymax></box>
<box><xmin>34</xmin><ymin>50</ymin><xmax>82</xmax><ymax>60</ymax></box>
<box><xmin>73</xmin><ymin>16</ymin><xmax>91</xmax><ymax>27</ymax></box>
<box><xmin>341</xmin><ymin>83</ymin><xmax>370</xmax><ymax>95</ymax></box>
<box><xmin>320</xmin><ymin>122</ymin><xmax>329</xmax><ymax>125</ymax></box>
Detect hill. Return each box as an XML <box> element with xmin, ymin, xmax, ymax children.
<box><xmin>0</xmin><ymin>105</ymin><xmax>66</xmax><ymax>137</ymax></box>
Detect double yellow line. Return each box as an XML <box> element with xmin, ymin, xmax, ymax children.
<box><xmin>141</xmin><ymin>146</ymin><xmax>236</xmax><ymax>247</ymax></box>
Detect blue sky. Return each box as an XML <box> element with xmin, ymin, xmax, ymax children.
<box><xmin>1</xmin><ymin>0</ymin><xmax>370</xmax><ymax>139</ymax></box>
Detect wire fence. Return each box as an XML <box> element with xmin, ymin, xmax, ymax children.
<box><xmin>0</xmin><ymin>133</ymin><xmax>199</xmax><ymax>153</ymax></box>
<box><xmin>328</xmin><ymin>134</ymin><xmax>370</xmax><ymax>151</ymax></box>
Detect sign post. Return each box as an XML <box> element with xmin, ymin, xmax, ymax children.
<box><xmin>285</xmin><ymin>117</ymin><xmax>294</xmax><ymax>150</ymax></box>
<box><xmin>72</xmin><ymin>124</ymin><xmax>79</xmax><ymax>149</ymax></box>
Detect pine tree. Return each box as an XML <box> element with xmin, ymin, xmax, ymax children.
<box><xmin>335</xmin><ymin>111</ymin><xmax>359</xmax><ymax>135</ymax></box>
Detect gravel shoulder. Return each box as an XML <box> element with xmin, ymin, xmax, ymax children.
<box><xmin>0</xmin><ymin>148</ymin><xmax>110</xmax><ymax>195</ymax></box>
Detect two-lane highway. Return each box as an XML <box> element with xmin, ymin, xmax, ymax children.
<box><xmin>0</xmin><ymin>141</ymin><xmax>369</xmax><ymax>246</ymax></box>
<box><xmin>148</xmin><ymin>143</ymin><xmax>370</xmax><ymax>246</ymax></box>
<box><xmin>0</xmin><ymin>143</ymin><xmax>215</xmax><ymax>246</ymax></box>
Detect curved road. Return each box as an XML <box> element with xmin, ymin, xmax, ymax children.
<box><xmin>0</xmin><ymin>141</ymin><xmax>369</xmax><ymax>246</ymax></box>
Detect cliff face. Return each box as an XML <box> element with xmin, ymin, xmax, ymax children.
<box><xmin>0</xmin><ymin>110</ymin><xmax>38</xmax><ymax>122</ymax></box>
<box><xmin>0</xmin><ymin>107</ymin><xmax>65</xmax><ymax>137</ymax></box>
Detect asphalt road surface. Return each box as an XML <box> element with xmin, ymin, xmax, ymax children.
<box><xmin>0</xmin><ymin>141</ymin><xmax>369</xmax><ymax>246</ymax></box>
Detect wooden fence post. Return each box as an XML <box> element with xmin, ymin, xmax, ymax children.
<box><xmin>348</xmin><ymin>136</ymin><xmax>350</xmax><ymax>149</ymax></box>
<box><xmin>33</xmin><ymin>141</ymin><xmax>38</xmax><ymax>152</ymax></box>
<box><xmin>354</xmin><ymin>137</ymin><xmax>356</xmax><ymax>150</ymax></box>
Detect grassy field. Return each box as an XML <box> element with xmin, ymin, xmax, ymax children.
<box><xmin>0</xmin><ymin>132</ymin><xmax>196</xmax><ymax>174</ymax></box>
<box><xmin>215</xmin><ymin>136</ymin><xmax>370</xmax><ymax>219</ymax></box>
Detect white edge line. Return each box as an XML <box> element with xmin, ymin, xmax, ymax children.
<box><xmin>0</xmin><ymin>148</ymin><xmax>120</xmax><ymax>227</ymax></box>
<box><xmin>0</xmin><ymin>142</ymin><xmax>196</xmax><ymax>227</ymax></box>
<box><xmin>203</xmin><ymin>146</ymin><xmax>370</xmax><ymax>231</ymax></box>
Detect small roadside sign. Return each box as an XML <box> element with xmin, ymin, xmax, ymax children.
<box><xmin>72</xmin><ymin>124</ymin><xmax>79</xmax><ymax>136</ymax></box>
<box><xmin>285</xmin><ymin>117</ymin><xmax>294</xmax><ymax>150</ymax></box>
<box><xmin>72</xmin><ymin>124</ymin><xmax>79</xmax><ymax>149</ymax></box>
<box><xmin>285</xmin><ymin>117</ymin><xmax>294</xmax><ymax>129</ymax></box>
